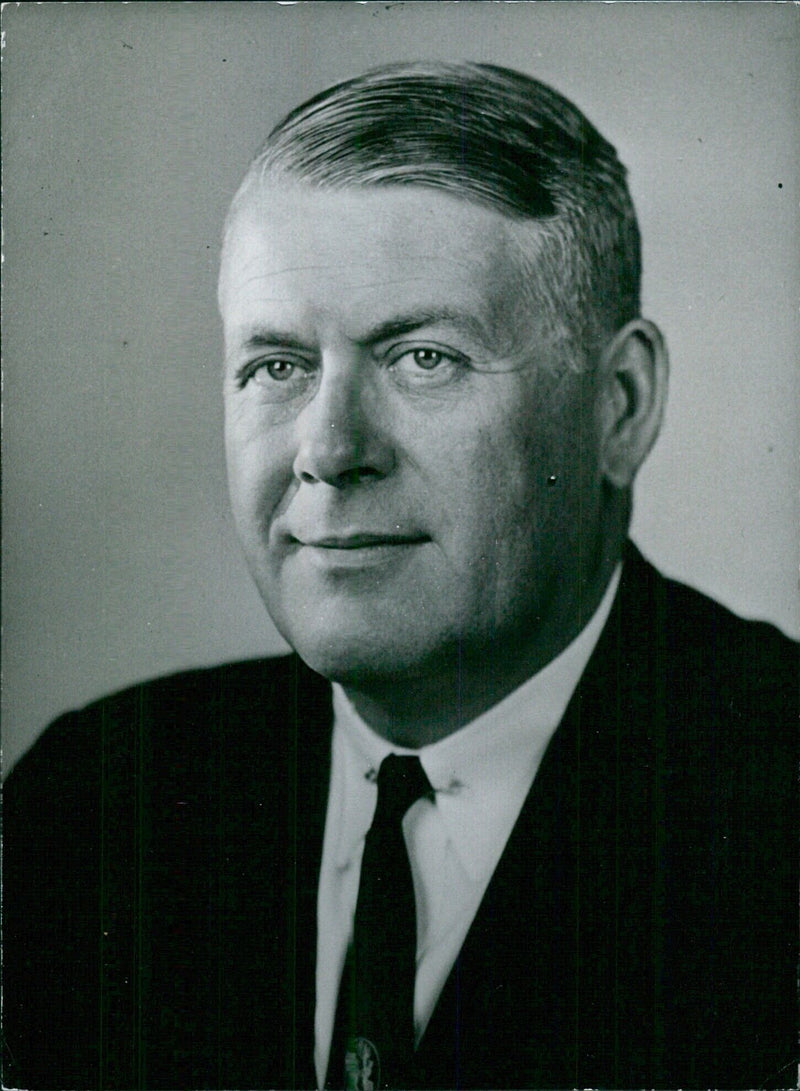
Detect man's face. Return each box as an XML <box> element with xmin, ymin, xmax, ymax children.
<box><xmin>220</xmin><ymin>182</ymin><xmax>605</xmax><ymax>687</ymax></box>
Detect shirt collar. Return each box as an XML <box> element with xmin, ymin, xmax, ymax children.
<box><xmin>331</xmin><ymin>565</ymin><xmax>621</xmax><ymax>881</ymax></box>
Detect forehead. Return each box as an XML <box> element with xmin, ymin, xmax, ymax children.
<box><xmin>218</xmin><ymin>181</ymin><xmax>531</xmax><ymax>340</ymax></box>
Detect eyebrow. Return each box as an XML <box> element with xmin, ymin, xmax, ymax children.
<box><xmin>242</xmin><ymin>330</ymin><xmax>312</xmax><ymax>353</ymax></box>
<box><xmin>359</xmin><ymin>308</ymin><xmax>491</xmax><ymax>347</ymax></box>
<box><xmin>238</xmin><ymin>308</ymin><xmax>492</xmax><ymax>354</ymax></box>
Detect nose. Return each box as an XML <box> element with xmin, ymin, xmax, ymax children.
<box><xmin>292</xmin><ymin>360</ymin><xmax>395</xmax><ymax>486</ymax></box>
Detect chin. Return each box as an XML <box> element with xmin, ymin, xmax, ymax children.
<box><xmin>258</xmin><ymin>570</ymin><xmax>451</xmax><ymax>679</ymax></box>
<box><xmin>287</xmin><ymin>631</ymin><xmax>424</xmax><ymax>685</ymax></box>
<box><xmin>271</xmin><ymin>603</ymin><xmax>453</xmax><ymax>687</ymax></box>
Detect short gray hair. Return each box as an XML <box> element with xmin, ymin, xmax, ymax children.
<box><xmin>227</xmin><ymin>62</ymin><xmax>641</xmax><ymax>357</ymax></box>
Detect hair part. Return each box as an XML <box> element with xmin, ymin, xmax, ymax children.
<box><xmin>225</xmin><ymin>62</ymin><xmax>641</xmax><ymax>362</ymax></box>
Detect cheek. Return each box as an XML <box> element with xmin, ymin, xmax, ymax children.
<box><xmin>460</xmin><ymin>403</ymin><xmax>591</xmax><ymax>553</ymax></box>
<box><xmin>421</xmin><ymin>426</ymin><xmax>542</xmax><ymax>601</ymax></box>
<box><xmin>467</xmin><ymin>414</ymin><xmax>549</xmax><ymax>513</ymax></box>
<box><xmin>224</xmin><ymin>411</ymin><xmax>293</xmax><ymax>534</ymax></box>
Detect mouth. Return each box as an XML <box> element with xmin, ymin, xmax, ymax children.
<box><xmin>300</xmin><ymin>533</ymin><xmax>428</xmax><ymax>549</ymax></box>
<box><xmin>289</xmin><ymin>532</ymin><xmax>430</xmax><ymax>569</ymax></box>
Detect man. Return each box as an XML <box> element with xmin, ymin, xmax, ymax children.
<box><xmin>4</xmin><ymin>62</ymin><xmax>797</xmax><ymax>1090</ymax></box>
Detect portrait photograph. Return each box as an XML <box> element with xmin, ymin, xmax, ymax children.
<box><xmin>3</xmin><ymin>3</ymin><xmax>798</xmax><ymax>1089</ymax></box>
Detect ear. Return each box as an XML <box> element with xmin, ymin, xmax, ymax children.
<box><xmin>596</xmin><ymin>318</ymin><xmax>668</xmax><ymax>488</ymax></box>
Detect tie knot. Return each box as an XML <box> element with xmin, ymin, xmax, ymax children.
<box><xmin>374</xmin><ymin>753</ymin><xmax>431</xmax><ymax>824</ymax></box>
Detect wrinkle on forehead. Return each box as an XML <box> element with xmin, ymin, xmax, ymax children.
<box><xmin>229</xmin><ymin>273</ymin><xmax>476</xmax><ymax>303</ymax></box>
<box><xmin>218</xmin><ymin>182</ymin><xmax>558</xmax><ymax>365</ymax></box>
<box><xmin>232</xmin><ymin>254</ymin><xmax>478</xmax><ymax>281</ymax></box>
<box><xmin>220</xmin><ymin>180</ymin><xmax>514</xmax><ymax>277</ymax></box>
<box><xmin>221</xmin><ymin>251</ymin><xmax>505</xmax><ymax>309</ymax></box>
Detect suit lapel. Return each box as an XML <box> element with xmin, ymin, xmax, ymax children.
<box><xmin>412</xmin><ymin>663</ymin><xmax>593</xmax><ymax>1086</ymax></box>
<box><xmin>285</xmin><ymin>657</ymin><xmax>336</xmax><ymax>1086</ymax></box>
<box><xmin>413</xmin><ymin>548</ymin><xmax>664</xmax><ymax>1086</ymax></box>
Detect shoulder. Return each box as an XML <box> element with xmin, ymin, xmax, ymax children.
<box><xmin>613</xmin><ymin>547</ymin><xmax>798</xmax><ymax>908</ymax></box>
<box><xmin>623</xmin><ymin>555</ymin><xmax>799</xmax><ymax>1089</ymax></box>
<box><xmin>621</xmin><ymin>541</ymin><xmax>797</xmax><ymax>709</ymax></box>
<box><xmin>52</xmin><ymin>652</ymin><xmax>320</xmax><ymax>728</ymax></box>
<box><xmin>4</xmin><ymin>655</ymin><xmax>333</xmax><ymax>1089</ymax></box>
<box><xmin>610</xmin><ymin>545</ymin><xmax>797</xmax><ymax>831</ymax></box>
<box><xmin>5</xmin><ymin>654</ymin><xmax>332</xmax><ymax>812</ymax></box>
<box><xmin>5</xmin><ymin>651</ymin><xmax>334</xmax><ymax>928</ymax></box>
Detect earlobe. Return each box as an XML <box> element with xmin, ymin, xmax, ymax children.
<box><xmin>598</xmin><ymin>318</ymin><xmax>668</xmax><ymax>488</ymax></box>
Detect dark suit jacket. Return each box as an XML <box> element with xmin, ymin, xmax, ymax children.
<box><xmin>4</xmin><ymin>546</ymin><xmax>798</xmax><ymax>1089</ymax></box>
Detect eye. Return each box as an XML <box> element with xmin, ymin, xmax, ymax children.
<box><xmin>410</xmin><ymin>348</ymin><xmax>444</xmax><ymax>370</ymax></box>
<box><xmin>252</xmin><ymin>359</ymin><xmax>296</xmax><ymax>384</ymax></box>
<box><xmin>235</xmin><ymin>355</ymin><xmax>316</xmax><ymax>402</ymax></box>
<box><xmin>386</xmin><ymin>343</ymin><xmax>469</xmax><ymax>386</ymax></box>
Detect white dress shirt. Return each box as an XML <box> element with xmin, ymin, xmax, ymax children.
<box><xmin>314</xmin><ymin>567</ymin><xmax>621</xmax><ymax>1088</ymax></box>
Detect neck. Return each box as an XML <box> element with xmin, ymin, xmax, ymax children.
<box><xmin>343</xmin><ymin>536</ymin><xmax>623</xmax><ymax>748</ymax></box>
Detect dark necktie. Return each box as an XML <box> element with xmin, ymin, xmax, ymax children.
<box><xmin>332</xmin><ymin>753</ymin><xmax>432</xmax><ymax>1091</ymax></box>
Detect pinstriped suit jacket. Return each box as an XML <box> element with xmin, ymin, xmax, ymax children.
<box><xmin>4</xmin><ymin>545</ymin><xmax>797</xmax><ymax>1088</ymax></box>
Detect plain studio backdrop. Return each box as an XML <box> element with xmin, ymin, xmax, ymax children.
<box><xmin>2</xmin><ymin>2</ymin><xmax>798</xmax><ymax>774</ymax></box>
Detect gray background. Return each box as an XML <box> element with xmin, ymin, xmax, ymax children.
<box><xmin>3</xmin><ymin>1</ymin><xmax>798</xmax><ymax>774</ymax></box>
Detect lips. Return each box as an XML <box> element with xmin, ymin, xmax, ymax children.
<box><xmin>284</xmin><ymin>530</ymin><xmax>430</xmax><ymax>570</ymax></box>
<box><xmin>300</xmin><ymin>533</ymin><xmax>428</xmax><ymax>549</ymax></box>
